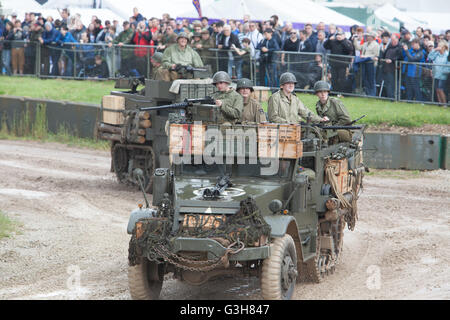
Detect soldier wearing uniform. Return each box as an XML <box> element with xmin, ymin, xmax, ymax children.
<box><xmin>210</xmin><ymin>71</ymin><xmax>243</xmax><ymax>124</ymax></box>
<box><xmin>236</xmin><ymin>78</ymin><xmax>267</xmax><ymax>123</ymax></box>
<box><xmin>314</xmin><ymin>80</ymin><xmax>353</xmax><ymax>143</ymax></box>
<box><xmin>150</xmin><ymin>52</ymin><xmax>170</xmax><ymax>81</ymax></box>
<box><xmin>268</xmin><ymin>72</ymin><xmax>325</xmax><ymax>124</ymax></box>
<box><xmin>162</xmin><ymin>32</ymin><xmax>204</xmax><ymax>80</ymax></box>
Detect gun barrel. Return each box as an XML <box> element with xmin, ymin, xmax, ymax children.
<box><xmin>139</xmin><ymin>102</ymin><xmax>189</xmax><ymax>111</ymax></box>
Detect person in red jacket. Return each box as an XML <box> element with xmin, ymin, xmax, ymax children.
<box><xmin>131</xmin><ymin>21</ymin><xmax>152</xmax><ymax>77</ymax></box>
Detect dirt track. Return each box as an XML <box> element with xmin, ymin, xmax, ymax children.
<box><xmin>0</xmin><ymin>140</ymin><xmax>449</xmax><ymax>300</ymax></box>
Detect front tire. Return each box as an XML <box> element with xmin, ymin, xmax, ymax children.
<box><xmin>128</xmin><ymin>259</ymin><xmax>164</xmax><ymax>300</ymax></box>
<box><xmin>261</xmin><ymin>234</ymin><xmax>298</xmax><ymax>300</ymax></box>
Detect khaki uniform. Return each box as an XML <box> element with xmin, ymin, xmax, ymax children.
<box><xmin>241</xmin><ymin>98</ymin><xmax>267</xmax><ymax>123</ymax></box>
<box><xmin>268</xmin><ymin>90</ymin><xmax>322</xmax><ymax>124</ymax></box>
<box><xmin>152</xmin><ymin>65</ymin><xmax>171</xmax><ymax>81</ymax></box>
<box><xmin>316</xmin><ymin>97</ymin><xmax>352</xmax><ymax>142</ymax></box>
<box><xmin>211</xmin><ymin>88</ymin><xmax>243</xmax><ymax>124</ymax></box>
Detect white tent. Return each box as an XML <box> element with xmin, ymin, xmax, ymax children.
<box><xmin>408</xmin><ymin>12</ymin><xmax>449</xmax><ymax>35</ymax></box>
<box><xmin>101</xmin><ymin>0</ymin><xmax>215</xmax><ymax>21</ymax></box>
<box><xmin>36</xmin><ymin>8</ymin><xmax>126</xmax><ymax>27</ymax></box>
<box><xmin>177</xmin><ymin>0</ymin><xmax>362</xmax><ymax>28</ymax></box>
<box><xmin>373</xmin><ymin>3</ymin><xmax>427</xmax><ymax>33</ymax></box>
<box><xmin>0</xmin><ymin>0</ymin><xmax>43</xmax><ymax>18</ymax></box>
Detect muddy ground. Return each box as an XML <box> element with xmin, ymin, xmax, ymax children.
<box><xmin>0</xmin><ymin>140</ymin><xmax>449</xmax><ymax>300</ymax></box>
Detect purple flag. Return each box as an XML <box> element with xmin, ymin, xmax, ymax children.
<box><xmin>192</xmin><ymin>0</ymin><xmax>202</xmax><ymax>17</ymax></box>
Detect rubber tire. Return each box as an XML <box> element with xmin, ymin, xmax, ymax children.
<box><xmin>128</xmin><ymin>259</ymin><xmax>163</xmax><ymax>300</ymax></box>
<box><xmin>261</xmin><ymin>234</ymin><xmax>298</xmax><ymax>300</ymax></box>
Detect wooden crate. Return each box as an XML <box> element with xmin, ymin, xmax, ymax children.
<box><xmin>169</xmin><ymin>123</ymin><xmax>205</xmax><ymax>155</ymax></box>
<box><xmin>252</xmin><ymin>86</ymin><xmax>271</xmax><ymax>103</ymax></box>
<box><xmin>102</xmin><ymin>95</ymin><xmax>125</xmax><ymax>125</ymax></box>
<box><xmin>258</xmin><ymin>123</ymin><xmax>303</xmax><ymax>159</ymax></box>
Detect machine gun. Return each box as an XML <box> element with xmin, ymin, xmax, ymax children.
<box><xmin>301</xmin><ymin>114</ymin><xmax>366</xmax><ymax>130</ymax></box>
<box><xmin>139</xmin><ymin>96</ymin><xmax>216</xmax><ymax>123</ymax></box>
<box><xmin>171</xmin><ymin>64</ymin><xmax>211</xmax><ymax>79</ymax></box>
<box><xmin>140</xmin><ymin>96</ymin><xmax>215</xmax><ymax>112</ymax></box>
<box><xmin>202</xmin><ymin>175</ymin><xmax>232</xmax><ymax>199</ymax></box>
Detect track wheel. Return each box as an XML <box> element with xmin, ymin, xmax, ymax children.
<box><xmin>261</xmin><ymin>234</ymin><xmax>298</xmax><ymax>300</ymax></box>
<box><xmin>128</xmin><ymin>259</ymin><xmax>164</xmax><ymax>300</ymax></box>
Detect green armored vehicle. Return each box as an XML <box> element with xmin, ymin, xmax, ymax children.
<box><xmin>97</xmin><ymin>71</ymin><xmax>213</xmax><ymax>193</ymax></box>
<box><xmin>126</xmin><ymin>113</ymin><xmax>367</xmax><ymax>299</ymax></box>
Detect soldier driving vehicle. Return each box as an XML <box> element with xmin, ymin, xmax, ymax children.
<box><xmin>237</xmin><ymin>78</ymin><xmax>267</xmax><ymax>123</ymax></box>
<box><xmin>268</xmin><ymin>72</ymin><xmax>327</xmax><ymax>124</ymax></box>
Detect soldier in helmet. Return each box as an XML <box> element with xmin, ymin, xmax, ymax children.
<box><xmin>162</xmin><ymin>32</ymin><xmax>204</xmax><ymax>80</ymax></box>
<box><xmin>236</xmin><ymin>78</ymin><xmax>267</xmax><ymax>123</ymax></box>
<box><xmin>314</xmin><ymin>80</ymin><xmax>353</xmax><ymax>143</ymax></box>
<box><xmin>268</xmin><ymin>72</ymin><xmax>326</xmax><ymax>124</ymax></box>
<box><xmin>211</xmin><ymin>71</ymin><xmax>243</xmax><ymax>124</ymax></box>
<box><xmin>150</xmin><ymin>52</ymin><xmax>170</xmax><ymax>81</ymax></box>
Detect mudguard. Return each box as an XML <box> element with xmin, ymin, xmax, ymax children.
<box><xmin>263</xmin><ymin>215</ymin><xmax>297</xmax><ymax>237</ymax></box>
<box><xmin>127</xmin><ymin>208</ymin><xmax>157</xmax><ymax>234</ymax></box>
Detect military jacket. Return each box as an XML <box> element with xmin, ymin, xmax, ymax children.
<box><xmin>315</xmin><ymin>97</ymin><xmax>352</xmax><ymax>126</ymax></box>
<box><xmin>211</xmin><ymin>88</ymin><xmax>243</xmax><ymax>123</ymax></box>
<box><xmin>241</xmin><ymin>98</ymin><xmax>267</xmax><ymax>123</ymax></box>
<box><xmin>162</xmin><ymin>44</ymin><xmax>204</xmax><ymax>69</ymax></box>
<box><xmin>268</xmin><ymin>90</ymin><xmax>322</xmax><ymax>124</ymax></box>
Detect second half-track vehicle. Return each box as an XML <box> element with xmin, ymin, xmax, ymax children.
<box><xmin>125</xmin><ymin>99</ymin><xmax>367</xmax><ymax>299</ymax></box>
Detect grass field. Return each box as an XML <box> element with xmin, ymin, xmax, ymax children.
<box><xmin>1</xmin><ymin>76</ymin><xmax>449</xmax><ymax>127</ymax></box>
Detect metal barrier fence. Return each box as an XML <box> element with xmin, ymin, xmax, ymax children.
<box><xmin>398</xmin><ymin>60</ymin><xmax>450</xmax><ymax>105</ymax></box>
<box><xmin>1</xmin><ymin>40</ymin><xmax>448</xmax><ymax>105</ymax></box>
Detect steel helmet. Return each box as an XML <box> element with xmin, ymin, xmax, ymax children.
<box><xmin>236</xmin><ymin>78</ymin><xmax>254</xmax><ymax>91</ymax></box>
<box><xmin>212</xmin><ymin>71</ymin><xmax>232</xmax><ymax>84</ymax></box>
<box><xmin>279</xmin><ymin>72</ymin><xmax>297</xmax><ymax>86</ymax></box>
<box><xmin>176</xmin><ymin>32</ymin><xmax>190</xmax><ymax>41</ymax></box>
<box><xmin>313</xmin><ymin>80</ymin><xmax>331</xmax><ymax>92</ymax></box>
<box><xmin>151</xmin><ymin>52</ymin><xmax>163</xmax><ymax>63</ymax></box>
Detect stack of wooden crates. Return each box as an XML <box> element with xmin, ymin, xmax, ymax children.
<box><xmin>258</xmin><ymin>124</ymin><xmax>303</xmax><ymax>159</ymax></box>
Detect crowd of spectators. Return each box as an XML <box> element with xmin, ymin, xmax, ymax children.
<box><xmin>0</xmin><ymin>8</ymin><xmax>449</xmax><ymax>104</ymax></box>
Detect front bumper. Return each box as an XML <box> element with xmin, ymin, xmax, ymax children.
<box><xmin>168</xmin><ymin>237</ymin><xmax>271</xmax><ymax>262</ymax></box>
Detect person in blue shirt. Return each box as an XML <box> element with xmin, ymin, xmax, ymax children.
<box><xmin>402</xmin><ymin>38</ymin><xmax>426</xmax><ymax>101</ymax></box>
<box><xmin>55</xmin><ymin>25</ymin><xmax>78</xmax><ymax>76</ymax></box>
<box><xmin>41</xmin><ymin>22</ymin><xmax>60</xmax><ymax>75</ymax></box>
<box><xmin>257</xmin><ymin>28</ymin><xmax>280</xmax><ymax>87</ymax></box>
<box><xmin>427</xmin><ymin>41</ymin><xmax>449</xmax><ymax>104</ymax></box>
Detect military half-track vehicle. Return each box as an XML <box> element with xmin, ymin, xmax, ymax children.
<box><xmin>97</xmin><ymin>75</ymin><xmax>215</xmax><ymax>193</ymax></box>
<box><xmin>126</xmin><ymin>113</ymin><xmax>367</xmax><ymax>300</ymax></box>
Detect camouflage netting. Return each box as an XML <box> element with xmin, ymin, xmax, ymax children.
<box><xmin>128</xmin><ymin>197</ymin><xmax>271</xmax><ymax>267</ymax></box>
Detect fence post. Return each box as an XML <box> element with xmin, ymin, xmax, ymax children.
<box><xmin>398</xmin><ymin>61</ymin><xmax>402</xmax><ymax>101</ymax></box>
<box><xmin>394</xmin><ymin>60</ymin><xmax>398</xmax><ymax>101</ymax></box>
<box><xmin>73</xmin><ymin>46</ymin><xmax>77</xmax><ymax>78</ymax></box>
<box><xmin>36</xmin><ymin>42</ymin><xmax>41</xmax><ymax>78</ymax></box>
<box><xmin>431</xmin><ymin>71</ymin><xmax>435</xmax><ymax>103</ymax></box>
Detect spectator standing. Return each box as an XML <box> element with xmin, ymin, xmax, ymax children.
<box><xmin>427</xmin><ymin>41</ymin><xmax>449</xmax><ymax>104</ymax></box>
<box><xmin>245</xmin><ymin>21</ymin><xmax>264</xmax><ymax>60</ymax></box>
<box><xmin>315</xmin><ymin>31</ymin><xmax>327</xmax><ymax>56</ymax></box>
<box><xmin>379</xmin><ymin>34</ymin><xmax>403</xmax><ymax>99</ymax></box>
<box><xmin>132</xmin><ymin>8</ymin><xmax>144</xmax><ymax>23</ymax></box>
<box><xmin>402</xmin><ymin>38</ymin><xmax>426</xmax><ymax>101</ymax></box>
<box><xmin>201</xmin><ymin>17</ymin><xmax>213</xmax><ymax>35</ymax></box>
<box><xmin>195</xmin><ymin>29</ymin><xmax>216</xmax><ymax>73</ymax></box>
<box><xmin>357</xmin><ymin>31</ymin><xmax>380</xmax><ymax>96</ymax></box>
<box><xmin>324</xmin><ymin>31</ymin><xmax>353</xmax><ymax>93</ymax></box>
<box><xmin>87</xmin><ymin>54</ymin><xmax>109</xmax><ymax>78</ymax></box>
<box><xmin>217</xmin><ymin>24</ymin><xmax>241</xmax><ymax>77</ymax></box>
<box><xmin>1</xmin><ymin>21</ymin><xmax>14</xmax><ymax>75</ymax></box>
<box><xmin>55</xmin><ymin>25</ymin><xmax>77</xmax><ymax>76</ymax></box>
<box><xmin>281</xmin><ymin>29</ymin><xmax>299</xmax><ymax>73</ymax></box>
<box><xmin>26</xmin><ymin>23</ymin><xmax>43</xmax><ymax>74</ymax></box>
<box><xmin>131</xmin><ymin>21</ymin><xmax>152</xmax><ymax>77</ymax></box>
<box><xmin>231</xmin><ymin>37</ymin><xmax>252</xmax><ymax>79</ymax></box>
<box><xmin>158</xmin><ymin>25</ymin><xmax>177</xmax><ymax>51</ymax></box>
<box><xmin>11</xmin><ymin>20</ymin><xmax>25</xmax><ymax>75</ymax></box>
<box><xmin>400</xmin><ymin>30</ymin><xmax>412</xmax><ymax>49</ymax></box>
<box><xmin>41</xmin><ymin>21</ymin><xmax>60</xmax><ymax>75</ymax></box>
<box><xmin>110</xmin><ymin>21</ymin><xmax>134</xmax><ymax>76</ymax></box>
<box><xmin>257</xmin><ymin>28</ymin><xmax>280</xmax><ymax>87</ymax></box>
